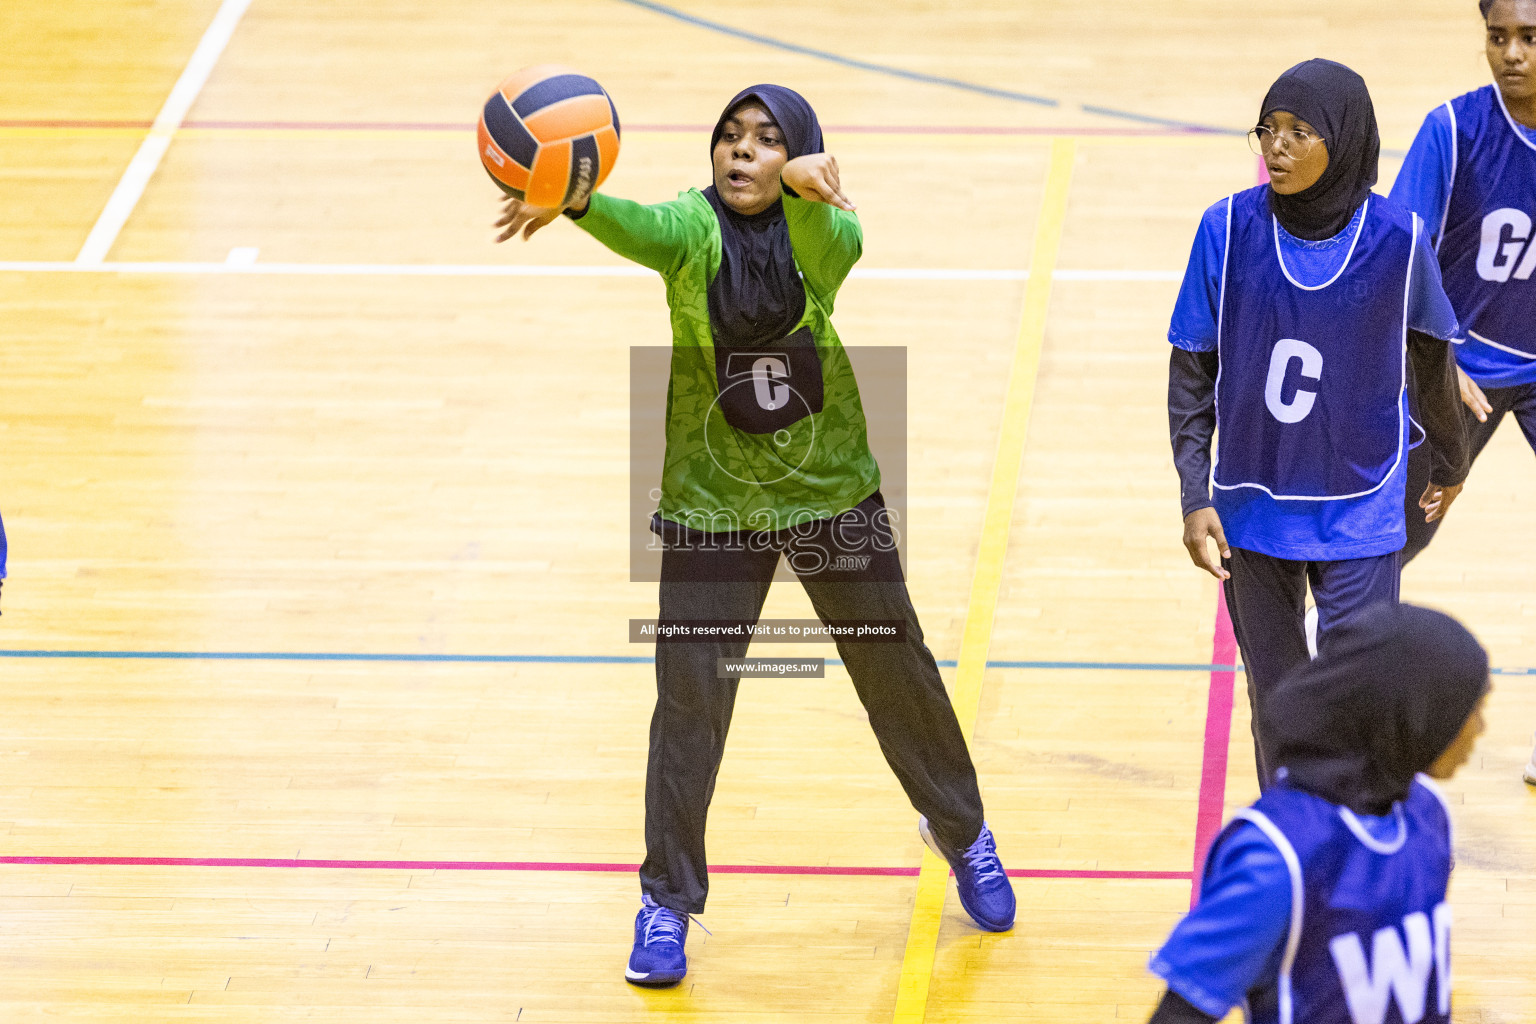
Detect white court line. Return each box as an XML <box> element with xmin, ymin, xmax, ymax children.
<box><xmin>74</xmin><ymin>0</ymin><xmax>254</xmax><ymax>265</ymax></box>
<box><xmin>0</xmin><ymin>261</ymin><xmax>1181</xmax><ymax>282</ymax></box>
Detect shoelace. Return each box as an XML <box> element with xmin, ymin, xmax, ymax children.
<box><xmin>961</xmin><ymin>829</ymin><xmax>1007</xmax><ymax>885</ymax></box>
<box><xmin>640</xmin><ymin>905</ymin><xmax>686</xmax><ymax>946</ymax></box>
<box><xmin>640</xmin><ymin>904</ymin><xmax>711</xmax><ymax>945</ymax></box>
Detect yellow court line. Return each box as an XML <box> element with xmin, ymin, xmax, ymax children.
<box><xmin>890</xmin><ymin>136</ymin><xmax>1076</xmax><ymax>1024</ymax></box>
<box><xmin>0</xmin><ymin>128</ymin><xmax>148</xmax><ymax>140</ymax></box>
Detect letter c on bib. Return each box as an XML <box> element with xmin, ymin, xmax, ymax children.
<box><xmin>1265</xmin><ymin>338</ymin><xmax>1323</xmax><ymax>424</ymax></box>
<box><xmin>752</xmin><ymin>355</ymin><xmax>790</xmax><ymax>411</ymax></box>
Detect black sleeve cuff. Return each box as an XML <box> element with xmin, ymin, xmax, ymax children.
<box><xmin>1181</xmin><ymin>497</ymin><xmax>1215</xmax><ymax>520</ymax></box>
<box><xmin>1147</xmin><ymin>989</ymin><xmax>1221</xmax><ymax>1024</ymax></box>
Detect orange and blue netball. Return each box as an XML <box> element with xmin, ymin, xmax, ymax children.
<box><xmin>478</xmin><ymin>64</ymin><xmax>621</xmax><ymax>208</ymax></box>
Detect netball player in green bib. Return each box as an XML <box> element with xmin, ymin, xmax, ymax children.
<box><xmin>495</xmin><ymin>84</ymin><xmax>1014</xmax><ymax>986</ymax></box>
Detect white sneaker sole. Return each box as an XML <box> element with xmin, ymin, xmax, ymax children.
<box><xmin>917</xmin><ymin>816</ymin><xmax>948</xmax><ymax>864</ymax></box>
<box><xmin>1523</xmin><ymin>763</ymin><xmax>1536</xmax><ymax>786</ymax></box>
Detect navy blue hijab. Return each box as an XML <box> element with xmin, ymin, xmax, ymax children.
<box><xmin>709</xmin><ymin>84</ymin><xmax>824</xmax><ymax>164</ymax></box>
<box><xmin>1260</xmin><ymin>59</ymin><xmax>1380</xmax><ymax>241</ymax></box>
<box><xmin>704</xmin><ymin>85</ymin><xmax>824</xmax><ymax>349</ymax></box>
<box><xmin>1263</xmin><ymin>603</ymin><xmax>1489</xmax><ymax>815</ymax></box>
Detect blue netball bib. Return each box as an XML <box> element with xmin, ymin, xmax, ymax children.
<box><xmin>1226</xmin><ymin>778</ymin><xmax>1453</xmax><ymax>1024</ymax></box>
<box><xmin>1213</xmin><ymin>187</ymin><xmax>1414</xmax><ymax>501</ymax></box>
<box><xmin>1438</xmin><ymin>86</ymin><xmax>1536</xmax><ymax>364</ymax></box>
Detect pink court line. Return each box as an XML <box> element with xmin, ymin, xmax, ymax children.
<box><xmin>0</xmin><ymin>855</ymin><xmax>1188</xmax><ymax>881</ymax></box>
<box><xmin>1189</xmin><ymin>590</ymin><xmax>1239</xmax><ymax>906</ymax></box>
<box><xmin>0</xmin><ymin>118</ymin><xmax>1212</xmax><ymax>137</ymax></box>
<box><xmin>1185</xmin><ymin>155</ymin><xmax>1265</xmax><ymax>908</ymax></box>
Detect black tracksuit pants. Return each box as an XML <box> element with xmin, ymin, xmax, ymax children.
<box><xmin>1403</xmin><ymin>380</ymin><xmax>1536</xmax><ymax>564</ymax></box>
<box><xmin>1221</xmin><ymin>546</ymin><xmax>1400</xmax><ymax>788</ymax></box>
<box><xmin>640</xmin><ymin>491</ymin><xmax>986</xmax><ymax>915</ymax></box>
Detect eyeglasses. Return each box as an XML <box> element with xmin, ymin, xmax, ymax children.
<box><xmin>1247</xmin><ymin>125</ymin><xmax>1324</xmax><ymax>158</ymax></box>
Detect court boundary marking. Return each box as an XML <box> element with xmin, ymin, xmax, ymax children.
<box><xmin>889</xmin><ymin>136</ymin><xmax>1076</xmax><ymax>1024</ymax></box>
<box><xmin>74</xmin><ymin>0</ymin><xmax>252</xmax><ymax>264</ymax></box>
<box><xmin>0</xmin><ymin>118</ymin><xmax>1228</xmax><ymax>137</ymax></box>
<box><xmin>0</xmin><ymin>261</ymin><xmax>1177</xmax><ymax>281</ymax></box>
<box><xmin>614</xmin><ymin>0</ymin><xmax>1236</xmax><ymax>134</ymax></box>
<box><xmin>1190</xmin><ymin>592</ymin><xmax>1239</xmax><ymax>906</ymax></box>
<box><xmin>0</xmin><ymin>855</ymin><xmax>1189</xmax><ymax>880</ymax></box>
<box><xmin>0</xmin><ymin>651</ymin><xmax>1527</xmax><ymax>674</ymax></box>
<box><xmin>0</xmin><ymin>649</ymin><xmax>1234</xmax><ymax>669</ymax></box>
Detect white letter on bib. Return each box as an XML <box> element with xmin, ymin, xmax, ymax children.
<box><xmin>1433</xmin><ymin>902</ymin><xmax>1452</xmax><ymax>1016</ymax></box>
<box><xmin>752</xmin><ymin>356</ymin><xmax>790</xmax><ymax>411</ymax></box>
<box><xmin>1330</xmin><ymin>913</ymin><xmax>1435</xmax><ymax>1024</ymax></box>
<box><xmin>1265</xmin><ymin>338</ymin><xmax>1323</xmax><ymax>424</ymax></box>
<box><xmin>1475</xmin><ymin>208</ymin><xmax>1532</xmax><ymax>283</ymax></box>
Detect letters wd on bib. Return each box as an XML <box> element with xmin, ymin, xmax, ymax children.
<box><xmin>1149</xmin><ymin>603</ymin><xmax>1489</xmax><ymax>1024</ymax></box>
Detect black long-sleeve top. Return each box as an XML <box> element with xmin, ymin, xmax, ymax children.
<box><xmin>1168</xmin><ymin>332</ymin><xmax>1470</xmax><ymax>519</ymax></box>
<box><xmin>1146</xmin><ymin>989</ymin><xmax>1219</xmax><ymax>1024</ymax></box>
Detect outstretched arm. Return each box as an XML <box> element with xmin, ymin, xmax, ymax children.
<box><xmin>493</xmin><ymin>192</ymin><xmax>703</xmax><ymax>277</ymax></box>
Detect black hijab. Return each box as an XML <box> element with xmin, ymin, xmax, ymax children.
<box><xmin>1259</xmin><ymin>59</ymin><xmax>1380</xmax><ymax>241</ymax></box>
<box><xmin>709</xmin><ymin>84</ymin><xmax>824</xmax><ymax>166</ymax></box>
<box><xmin>703</xmin><ymin>85</ymin><xmax>824</xmax><ymax>349</ymax></box>
<box><xmin>1263</xmin><ymin>603</ymin><xmax>1489</xmax><ymax>816</ymax></box>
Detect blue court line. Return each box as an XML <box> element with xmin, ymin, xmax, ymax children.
<box><xmin>1078</xmin><ymin>104</ymin><xmax>1232</xmax><ymax>133</ymax></box>
<box><xmin>616</xmin><ymin>0</ymin><xmax>1229</xmax><ymax>135</ymax></box>
<box><xmin>3</xmin><ymin>648</ymin><xmax>1531</xmax><ymax>674</ymax></box>
<box><xmin>613</xmin><ymin>2</ymin><xmax>1428</xmax><ymax>155</ymax></box>
<box><xmin>614</xmin><ymin>0</ymin><xmax>1055</xmax><ymax>109</ymax></box>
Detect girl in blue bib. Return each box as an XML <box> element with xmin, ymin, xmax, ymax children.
<box><xmin>1389</xmin><ymin>0</ymin><xmax>1536</xmax><ymax>785</ymax></box>
<box><xmin>1143</xmin><ymin>603</ymin><xmax>1489</xmax><ymax>1024</ymax></box>
<box><xmin>1167</xmin><ymin>60</ymin><xmax>1470</xmax><ymax>785</ymax></box>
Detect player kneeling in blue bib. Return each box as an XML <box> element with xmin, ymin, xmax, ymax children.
<box><xmin>1169</xmin><ymin>60</ymin><xmax>1471</xmax><ymax>785</ymax></box>
<box><xmin>1144</xmin><ymin>602</ymin><xmax>1489</xmax><ymax>1024</ymax></box>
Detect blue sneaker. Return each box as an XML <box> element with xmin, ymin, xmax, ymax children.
<box><xmin>919</xmin><ymin>817</ymin><xmax>1016</xmax><ymax>931</ymax></box>
<box><xmin>625</xmin><ymin>895</ymin><xmax>689</xmax><ymax>986</ymax></box>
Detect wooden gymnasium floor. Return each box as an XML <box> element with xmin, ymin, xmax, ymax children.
<box><xmin>1</xmin><ymin>1</ymin><xmax>1533</xmax><ymax>1021</ymax></box>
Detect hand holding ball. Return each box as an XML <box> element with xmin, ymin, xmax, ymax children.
<box><xmin>479</xmin><ymin>64</ymin><xmax>621</xmax><ymax>211</ymax></box>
